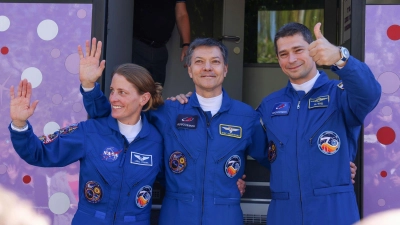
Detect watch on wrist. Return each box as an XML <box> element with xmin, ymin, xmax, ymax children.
<box><xmin>334</xmin><ymin>46</ymin><xmax>350</xmax><ymax>67</ymax></box>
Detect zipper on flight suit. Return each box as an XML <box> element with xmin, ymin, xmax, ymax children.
<box><xmin>199</xmin><ymin>110</ymin><xmax>218</xmax><ymax>225</ymax></box>
<box><xmin>295</xmin><ymin>90</ymin><xmax>310</xmax><ymax>225</ymax></box>
<box><xmin>113</xmin><ymin>137</ymin><xmax>139</xmax><ymax>224</ymax></box>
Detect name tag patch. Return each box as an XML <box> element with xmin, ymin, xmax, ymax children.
<box><xmin>219</xmin><ymin>124</ymin><xmax>242</xmax><ymax>138</ymax></box>
<box><xmin>131</xmin><ymin>152</ymin><xmax>153</xmax><ymax>166</ymax></box>
<box><xmin>271</xmin><ymin>102</ymin><xmax>290</xmax><ymax>116</ymax></box>
<box><xmin>309</xmin><ymin>95</ymin><xmax>329</xmax><ymax>109</ymax></box>
<box><xmin>176</xmin><ymin>114</ymin><xmax>198</xmax><ymax>129</ymax></box>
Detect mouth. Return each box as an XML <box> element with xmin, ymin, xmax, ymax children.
<box><xmin>287</xmin><ymin>63</ymin><xmax>303</xmax><ymax>70</ymax></box>
<box><xmin>112</xmin><ymin>105</ymin><xmax>122</xmax><ymax>109</ymax></box>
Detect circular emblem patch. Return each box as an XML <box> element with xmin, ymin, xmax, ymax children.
<box><xmin>268</xmin><ymin>141</ymin><xmax>277</xmax><ymax>163</ymax></box>
<box><xmin>318</xmin><ymin>131</ymin><xmax>341</xmax><ymax>155</ymax></box>
<box><xmin>101</xmin><ymin>146</ymin><xmax>122</xmax><ymax>162</ymax></box>
<box><xmin>169</xmin><ymin>151</ymin><xmax>187</xmax><ymax>174</ymax></box>
<box><xmin>136</xmin><ymin>185</ymin><xmax>152</xmax><ymax>208</ymax></box>
<box><xmin>84</xmin><ymin>181</ymin><xmax>102</xmax><ymax>203</ymax></box>
<box><xmin>225</xmin><ymin>155</ymin><xmax>241</xmax><ymax>178</ymax></box>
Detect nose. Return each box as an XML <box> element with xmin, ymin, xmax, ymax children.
<box><xmin>203</xmin><ymin>61</ymin><xmax>212</xmax><ymax>70</ymax></box>
<box><xmin>289</xmin><ymin>52</ymin><xmax>297</xmax><ymax>63</ymax></box>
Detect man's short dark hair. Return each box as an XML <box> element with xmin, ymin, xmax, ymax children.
<box><xmin>274</xmin><ymin>22</ymin><xmax>313</xmax><ymax>56</ymax></box>
<box><xmin>185</xmin><ymin>38</ymin><xmax>228</xmax><ymax>66</ymax></box>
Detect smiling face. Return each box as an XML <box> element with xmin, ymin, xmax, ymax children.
<box><xmin>109</xmin><ymin>73</ymin><xmax>148</xmax><ymax>125</ymax></box>
<box><xmin>276</xmin><ymin>33</ymin><xmax>317</xmax><ymax>85</ymax></box>
<box><xmin>187</xmin><ymin>46</ymin><xmax>228</xmax><ymax>98</ymax></box>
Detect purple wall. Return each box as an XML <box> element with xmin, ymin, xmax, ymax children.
<box><xmin>364</xmin><ymin>5</ymin><xmax>400</xmax><ymax>217</ymax></box>
<box><xmin>0</xmin><ymin>3</ymin><xmax>92</xmax><ymax>224</ymax></box>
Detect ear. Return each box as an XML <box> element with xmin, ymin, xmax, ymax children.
<box><xmin>223</xmin><ymin>65</ymin><xmax>228</xmax><ymax>77</ymax></box>
<box><xmin>188</xmin><ymin>66</ymin><xmax>193</xmax><ymax>79</ymax></box>
<box><xmin>140</xmin><ymin>92</ymin><xmax>151</xmax><ymax>106</ymax></box>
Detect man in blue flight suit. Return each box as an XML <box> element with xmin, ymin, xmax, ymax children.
<box><xmin>79</xmin><ymin>38</ymin><xmax>269</xmax><ymax>224</ymax></box>
<box><xmin>256</xmin><ymin>22</ymin><xmax>381</xmax><ymax>225</ymax></box>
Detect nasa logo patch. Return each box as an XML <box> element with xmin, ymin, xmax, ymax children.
<box><xmin>84</xmin><ymin>181</ymin><xmax>102</xmax><ymax>203</ymax></box>
<box><xmin>136</xmin><ymin>185</ymin><xmax>152</xmax><ymax>208</ymax></box>
<box><xmin>318</xmin><ymin>131</ymin><xmax>341</xmax><ymax>155</ymax></box>
<box><xmin>101</xmin><ymin>147</ymin><xmax>122</xmax><ymax>162</ymax></box>
<box><xmin>225</xmin><ymin>155</ymin><xmax>241</xmax><ymax>178</ymax></box>
<box><xmin>169</xmin><ymin>151</ymin><xmax>187</xmax><ymax>174</ymax></box>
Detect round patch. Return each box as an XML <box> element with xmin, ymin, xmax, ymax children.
<box><xmin>169</xmin><ymin>151</ymin><xmax>187</xmax><ymax>174</ymax></box>
<box><xmin>318</xmin><ymin>131</ymin><xmax>341</xmax><ymax>155</ymax></box>
<box><xmin>225</xmin><ymin>155</ymin><xmax>241</xmax><ymax>178</ymax></box>
<box><xmin>268</xmin><ymin>141</ymin><xmax>277</xmax><ymax>163</ymax></box>
<box><xmin>102</xmin><ymin>147</ymin><xmax>122</xmax><ymax>162</ymax></box>
<box><xmin>84</xmin><ymin>181</ymin><xmax>102</xmax><ymax>203</ymax></box>
<box><xmin>136</xmin><ymin>185</ymin><xmax>152</xmax><ymax>208</ymax></box>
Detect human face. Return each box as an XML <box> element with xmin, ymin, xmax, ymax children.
<box><xmin>276</xmin><ymin>33</ymin><xmax>317</xmax><ymax>85</ymax></box>
<box><xmin>109</xmin><ymin>74</ymin><xmax>149</xmax><ymax>125</ymax></box>
<box><xmin>188</xmin><ymin>46</ymin><xmax>228</xmax><ymax>98</ymax></box>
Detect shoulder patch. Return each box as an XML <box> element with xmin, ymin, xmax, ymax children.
<box><xmin>337</xmin><ymin>82</ymin><xmax>344</xmax><ymax>90</ymax></box>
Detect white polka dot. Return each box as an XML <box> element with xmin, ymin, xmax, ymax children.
<box><xmin>381</xmin><ymin>106</ymin><xmax>392</xmax><ymax>116</ymax></box>
<box><xmin>37</xmin><ymin>19</ymin><xmax>58</xmax><ymax>41</ymax></box>
<box><xmin>21</xmin><ymin>67</ymin><xmax>43</xmax><ymax>88</ymax></box>
<box><xmin>48</xmin><ymin>192</ymin><xmax>70</xmax><ymax>214</ymax></box>
<box><xmin>378</xmin><ymin>72</ymin><xmax>400</xmax><ymax>94</ymax></box>
<box><xmin>0</xmin><ymin>15</ymin><xmax>10</xmax><ymax>32</ymax></box>
<box><xmin>378</xmin><ymin>198</ymin><xmax>386</xmax><ymax>206</ymax></box>
<box><xmin>43</xmin><ymin>122</ymin><xmax>60</xmax><ymax>136</ymax></box>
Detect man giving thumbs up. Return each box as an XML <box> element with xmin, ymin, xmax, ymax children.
<box><xmin>256</xmin><ymin>22</ymin><xmax>381</xmax><ymax>225</ymax></box>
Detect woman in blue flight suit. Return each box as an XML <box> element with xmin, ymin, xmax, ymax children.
<box><xmin>8</xmin><ymin>57</ymin><xmax>164</xmax><ymax>224</ymax></box>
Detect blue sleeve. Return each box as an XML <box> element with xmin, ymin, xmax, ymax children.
<box><xmin>332</xmin><ymin>56</ymin><xmax>381</xmax><ymax>126</ymax></box>
<box><xmin>246</xmin><ymin>115</ymin><xmax>270</xmax><ymax>170</ymax></box>
<box><xmin>81</xmin><ymin>82</ymin><xmax>111</xmax><ymax>119</ymax></box>
<box><xmin>9</xmin><ymin>121</ymin><xmax>86</xmax><ymax>167</ymax></box>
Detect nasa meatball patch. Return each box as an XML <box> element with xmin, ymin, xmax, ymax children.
<box><xmin>101</xmin><ymin>147</ymin><xmax>122</xmax><ymax>162</ymax></box>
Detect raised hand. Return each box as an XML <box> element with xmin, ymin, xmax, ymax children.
<box><xmin>9</xmin><ymin>79</ymin><xmax>39</xmax><ymax>127</ymax></box>
<box><xmin>308</xmin><ymin>22</ymin><xmax>341</xmax><ymax>66</ymax></box>
<box><xmin>78</xmin><ymin>37</ymin><xmax>106</xmax><ymax>88</ymax></box>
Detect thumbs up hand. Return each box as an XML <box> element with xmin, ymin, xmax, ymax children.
<box><xmin>308</xmin><ymin>22</ymin><xmax>342</xmax><ymax>66</ymax></box>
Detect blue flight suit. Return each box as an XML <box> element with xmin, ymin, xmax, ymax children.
<box><xmin>81</xmin><ymin>86</ymin><xmax>269</xmax><ymax>225</ymax></box>
<box><xmin>257</xmin><ymin>56</ymin><xmax>381</xmax><ymax>225</ymax></box>
<box><xmin>9</xmin><ymin>113</ymin><xmax>163</xmax><ymax>225</ymax></box>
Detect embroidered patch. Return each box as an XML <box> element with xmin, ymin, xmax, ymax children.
<box><xmin>271</xmin><ymin>102</ymin><xmax>290</xmax><ymax>116</ymax></box>
<box><xmin>318</xmin><ymin>131</ymin><xmax>341</xmax><ymax>155</ymax></box>
<box><xmin>268</xmin><ymin>141</ymin><xmax>277</xmax><ymax>163</ymax></box>
<box><xmin>84</xmin><ymin>181</ymin><xmax>102</xmax><ymax>203</ymax></box>
<box><xmin>136</xmin><ymin>185</ymin><xmax>152</xmax><ymax>208</ymax></box>
<box><xmin>59</xmin><ymin>123</ymin><xmax>79</xmax><ymax>135</ymax></box>
<box><xmin>337</xmin><ymin>82</ymin><xmax>344</xmax><ymax>90</ymax></box>
<box><xmin>308</xmin><ymin>95</ymin><xmax>329</xmax><ymax>109</ymax></box>
<box><xmin>131</xmin><ymin>152</ymin><xmax>153</xmax><ymax>166</ymax></box>
<box><xmin>169</xmin><ymin>151</ymin><xmax>187</xmax><ymax>174</ymax></box>
<box><xmin>38</xmin><ymin>132</ymin><xmax>59</xmax><ymax>144</ymax></box>
<box><xmin>225</xmin><ymin>155</ymin><xmax>241</xmax><ymax>178</ymax></box>
<box><xmin>176</xmin><ymin>114</ymin><xmax>198</xmax><ymax>129</ymax></box>
<box><xmin>219</xmin><ymin>124</ymin><xmax>242</xmax><ymax>138</ymax></box>
<box><xmin>101</xmin><ymin>147</ymin><xmax>123</xmax><ymax>162</ymax></box>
